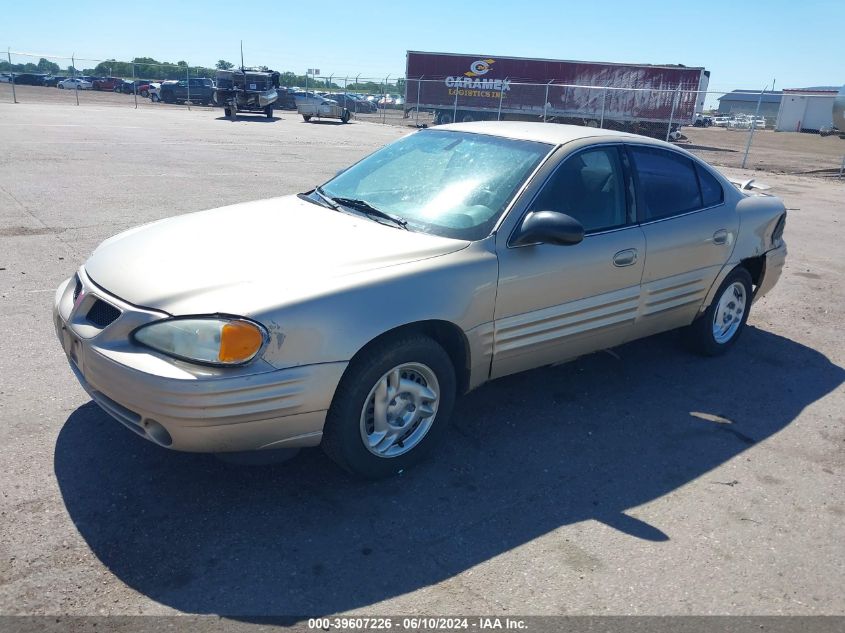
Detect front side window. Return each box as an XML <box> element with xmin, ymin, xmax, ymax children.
<box><xmin>528</xmin><ymin>146</ymin><xmax>629</xmax><ymax>233</ymax></box>
<box><xmin>629</xmin><ymin>146</ymin><xmax>702</xmax><ymax>221</ymax></box>
<box><xmin>319</xmin><ymin>130</ymin><xmax>552</xmax><ymax>240</ymax></box>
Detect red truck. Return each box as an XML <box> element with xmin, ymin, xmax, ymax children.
<box><xmin>405</xmin><ymin>51</ymin><xmax>710</xmax><ymax>135</ymax></box>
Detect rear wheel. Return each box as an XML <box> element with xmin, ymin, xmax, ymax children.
<box><xmin>340</xmin><ymin>108</ymin><xmax>350</xmax><ymax>123</ymax></box>
<box><xmin>264</xmin><ymin>106</ymin><xmax>274</xmax><ymax>119</ymax></box>
<box><xmin>140</xmin><ymin>89</ymin><xmax>149</xmax><ymax>98</ymax></box>
<box><xmin>686</xmin><ymin>267</ymin><xmax>753</xmax><ymax>356</ymax></box>
<box><xmin>322</xmin><ymin>334</ymin><xmax>456</xmax><ymax>479</ymax></box>
<box><xmin>437</xmin><ymin>111</ymin><xmax>454</xmax><ymax>125</ymax></box>
<box><xmin>302</xmin><ymin>114</ymin><xmax>312</xmax><ymax>122</ymax></box>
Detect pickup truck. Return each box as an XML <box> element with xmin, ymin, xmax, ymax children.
<box><xmin>159</xmin><ymin>78</ymin><xmax>215</xmax><ymax>105</ymax></box>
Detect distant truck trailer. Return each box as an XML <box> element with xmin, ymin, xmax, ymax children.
<box><xmin>404</xmin><ymin>50</ymin><xmax>710</xmax><ymax>136</ymax></box>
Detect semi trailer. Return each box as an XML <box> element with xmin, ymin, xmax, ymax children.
<box><xmin>404</xmin><ymin>50</ymin><xmax>710</xmax><ymax>135</ymax></box>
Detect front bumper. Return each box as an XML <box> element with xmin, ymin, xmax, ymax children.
<box><xmin>54</xmin><ymin>269</ymin><xmax>347</xmax><ymax>452</ymax></box>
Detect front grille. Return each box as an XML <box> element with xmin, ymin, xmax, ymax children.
<box><xmin>73</xmin><ymin>275</ymin><xmax>82</xmax><ymax>301</ymax></box>
<box><xmin>86</xmin><ymin>299</ymin><xmax>121</xmax><ymax>328</ymax></box>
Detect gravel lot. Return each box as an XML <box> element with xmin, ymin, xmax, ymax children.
<box><xmin>0</xmin><ymin>103</ymin><xmax>843</xmax><ymax>620</ymax></box>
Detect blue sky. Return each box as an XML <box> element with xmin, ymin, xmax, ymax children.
<box><xmin>2</xmin><ymin>0</ymin><xmax>842</xmax><ymax>93</ymax></box>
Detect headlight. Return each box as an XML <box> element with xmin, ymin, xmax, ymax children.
<box><xmin>133</xmin><ymin>317</ymin><xmax>267</xmax><ymax>366</ymax></box>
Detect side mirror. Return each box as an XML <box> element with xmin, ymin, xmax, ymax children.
<box><xmin>512</xmin><ymin>210</ymin><xmax>585</xmax><ymax>247</ymax></box>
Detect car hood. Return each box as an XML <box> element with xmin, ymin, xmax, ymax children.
<box><xmin>85</xmin><ymin>195</ymin><xmax>469</xmax><ymax>315</ymax></box>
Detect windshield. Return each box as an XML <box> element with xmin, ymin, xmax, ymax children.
<box><xmin>318</xmin><ymin>129</ymin><xmax>552</xmax><ymax>240</ymax></box>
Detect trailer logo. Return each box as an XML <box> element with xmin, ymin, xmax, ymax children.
<box><xmin>465</xmin><ymin>59</ymin><xmax>495</xmax><ymax>77</ymax></box>
<box><xmin>445</xmin><ymin>58</ymin><xmax>510</xmax><ymax>94</ymax></box>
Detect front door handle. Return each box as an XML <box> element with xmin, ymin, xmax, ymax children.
<box><xmin>713</xmin><ymin>229</ymin><xmax>728</xmax><ymax>245</ymax></box>
<box><xmin>613</xmin><ymin>248</ymin><xmax>638</xmax><ymax>267</ymax></box>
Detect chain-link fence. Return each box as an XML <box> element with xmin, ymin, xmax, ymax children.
<box><xmin>2</xmin><ymin>50</ymin><xmax>843</xmax><ymax>177</ymax></box>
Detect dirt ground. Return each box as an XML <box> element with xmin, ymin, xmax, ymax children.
<box><xmin>0</xmin><ymin>103</ymin><xmax>843</xmax><ymax>622</ymax></box>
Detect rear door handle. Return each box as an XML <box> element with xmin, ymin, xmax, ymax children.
<box><xmin>713</xmin><ymin>229</ymin><xmax>728</xmax><ymax>245</ymax></box>
<box><xmin>613</xmin><ymin>248</ymin><xmax>638</xmax><ymax>267</ymax></box>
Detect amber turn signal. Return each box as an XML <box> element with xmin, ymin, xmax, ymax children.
<box><xmin>218</xmin><ymin>321</ymin><xmax>264</xmax><ymax>363</ymax></box>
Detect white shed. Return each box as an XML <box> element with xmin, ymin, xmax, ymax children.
<box><xmin>775</xmin><ymin>90</ymin><xmax>837</xmax><ymax>132</ymax></box>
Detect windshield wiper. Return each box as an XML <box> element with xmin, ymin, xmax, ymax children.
<box><xmin>331</xmin><ymin>197</ymin><xmax>409</xmax><ymax>230</ymax></box>
<box><xmin>313</xmin><ymin>186</ymin><xmax>343</xmax><ymax>212</ymax></box>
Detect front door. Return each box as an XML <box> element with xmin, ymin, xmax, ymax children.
<box><xmin>492</xmin><ymin>144</ymin><xmax>646</xmax><ymax>379</ymax></box>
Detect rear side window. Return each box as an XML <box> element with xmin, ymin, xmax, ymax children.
<box><xmin>695</xmin><ymin>163</ymin><xmax>724</xmax><ymax>207</ymax></box>
<box><xmin>629</xmin><ymin>146</ymin><xmax>702</xmax><ymax>221</ymax></box>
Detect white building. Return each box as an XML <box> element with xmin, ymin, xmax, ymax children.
<box><xmin>775</xmin><ymin>89</ymin><xmax>837</xmax><ymax>132</ymax></box>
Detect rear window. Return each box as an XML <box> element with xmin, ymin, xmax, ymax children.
<box><xmin>630</xmin><ymin>146</ymin><xmax>702</xmax><ymax>221</ymax></box>
<box><xmin>695</xmin><ymin>163</ymin><xmax>724</xmax><ymax>207</ymax></box>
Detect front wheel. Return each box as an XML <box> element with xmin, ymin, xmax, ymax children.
<box><xmin>322</xmin><ymin>334</ymin><xmax>456</xmax><ymax>479</ymax></box>
<box><xmin>340</xmin><ymin>108</ymin><xmax>350</xmax><ymax>123</ymax></box>
<box><xmin>264</xmin><ymin>106</ymin><xmax>274</xmax><ymax>119</ymax></box>
<box><xmin>302</xmin><ymin>114</ymin><xmax>312</xmax><ymax>122</ymax></box>
<box><xmin>686</xmin><ymin>267</ymin><xmax>753</xmax><ymax>356</ymax></box>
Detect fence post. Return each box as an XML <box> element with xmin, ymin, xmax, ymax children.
<box><xmin>383</xmin><ymin>74</ymin><xmax>389</xmax><ymax>124</ymax></box>
<box><xmin>72</xmin><ymin>54</ymin><xmax>79</xmax><ymax>106</ymax></box>
<box><xmin>666</xmin><ymin>84</ymin><xmax>680</xmax><ymax>142</ymax></box>
<box><xmin>741</xmin><ymin>83</ymin><xmax>770</xmax><ymax>169</ymax></box>
<box><xmin>186</xmin><ymin>66</ymin><xmax>191</xmax><ymax>111</ymax></box>
<box><xmin>132</xmin><ymin>62</ymin><xmax>138</xmax><ymax>109</ymax></box>
<box><xmin>415</xmin><ymin>75</ymin><xmax>423</xmax><ymax>126</ymax></box>
<box><xmin>600</xmin><ymin>88</ymin><xmax>608</xmax><ymax>128</ymax></box>
<box><xmin>543</xmin><ymin>80</ymin><xmax>552</xmax><ymax>123</ymax></box>
<box><xmin>452</xmin><ymin>85</ymin><xmax>458</xmax><ymax>123</ymax></box>
<box><xmin>7</xmin><ymin>48</ymin><xmax>16</xmax><ymax>103</ymax></box>
<box><xmin>497</xmin><ymin>79</ymin><xmax>506</xmax><ymax>121</ymax></box>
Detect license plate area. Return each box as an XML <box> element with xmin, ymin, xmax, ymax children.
<box><xmin>60</xmin><ymin>322</ymin><xmax>83</xmax><ymax>373</ymax></box>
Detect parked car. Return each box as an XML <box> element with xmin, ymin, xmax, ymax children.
<box><xmin>0</xmin><ymin>73</ymin><xmax>10</xmax><ymax>83</ymax></box>
<box><xmin>57</xmin><ymin>78</ymin><xmax>93</xmax><ymax>90</ymax></box>
<box><xmin>147</xmin><ymin>82</ymin><xmax>161</xmax><ymax>102</ymax></box>
<box><xmin>10</xmin><ymin>73</ymin><xmax>47</xmax><ymax>86</ymax></box>
<box><xmin>331</xmin><ymin>92</ymin><xmax>376</xmax><ymax>113</ymax></box>
<box><xmin>43</xmin><ymin>75</ymin><xmax>66</xmax><ymax>87</ymax></box>
<box><xmin>294</xmin><ymin>92</ymin><xmax>351</xmax><ymax>123</ymax></box>
<box><xmin>93</xmin><ymin>77</ymin><xmax>124</xmax><ymax>91</ymax></box>
<box><xmin>693</xmin><ymin>113</ymin><xmax>713</xmax><ymax>127</ymax></box>
<box><xmin>54</xmin><ymin>122</ymin><xmax>787</xmax><ymax>478</ymax></box>
<box><xmin>159</xmin><ymin>78</ymin><xmax>215</xmax><ymax>105</ymax></box>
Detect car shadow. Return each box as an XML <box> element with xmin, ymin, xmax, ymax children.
<box><xmin>54</xmin><ymin>326</ymin><xmax>844</xmax><ymax>616</ymax></box>
<box><xmin>213</xmin><ymin>116</ymin><xmax>283</xmax><ymax>123</ymax></box>
<box><xmin>302</xmin><ymin>120</ymin><xmax>350</xmax><ymax>126</ymax></box>
<box><xmin>677</xmin><ymin>143</ymin><xmax>739</xmax><ymax>153</ymax></box>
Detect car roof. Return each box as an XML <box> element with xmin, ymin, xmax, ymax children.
<box><xmin>437</xmin><ymin>121</ymin><xmax>650</xmax><ymax>147</ymax></box>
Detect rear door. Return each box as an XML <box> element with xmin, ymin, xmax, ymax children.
<box><xmin>492</xmin><ymin>143</ymin><xmax>646</xmax><ymax>379</ymax></box>
<box><xmin>627</xmin><ymin>144</ymin><xmax>737</xmax><ymax>337</ymax></box>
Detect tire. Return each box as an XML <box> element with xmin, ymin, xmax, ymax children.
<box><xmin>140</xmin><ymin>89</ymin><xmax>149</xmax><ymax>98</ymax></box>
<box><xmin>340</xmin><ymin>108</ymin><xmax>350</xmax><ymax>123</ymax></box>
<box><xmin>686</xmin><ymin>267</ymin><xmax>753</xmax><ymax>356</ymax></box>
<box><xmin>322</xmin><ymin>334</ymin><xmax>456</xmax><ymax>479</ymax></box>
<box><xmin>264</xmin><ymin>106</ymin><xmax>274</xmax><ymax>119</ymax></box>
<box><xmin>438</xmin><ymin>111</ymin><xmax>454</xmax><ymax>125</ymax></box>
<box><xmin>302</xmin><ymin>114</ymin><xmax>312</xmax><ymax>122</ymax></box>
<box><xmin>58</xmin><ymin>84</ymin><xmax>64</xmax><ymax>89</ymax></box>
<box><xmin>223</xmin><ymin>107</ymin><xmax>231</xmax><ymax>117</ymax></box>
<box><xmin>460</xmin><ymin>112</ymin><xmax>475</xmax><ymax>123</ymax></box>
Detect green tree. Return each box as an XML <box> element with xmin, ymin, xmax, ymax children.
<box><xmin>216</xmin><ymin>60</ymin><xmax>233</xmax><ymax>70</ymax></box>
<box><xmin>37</xmin><ymin>58</ymin><xmax>60</xmax><ymax>74</ymax></box>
